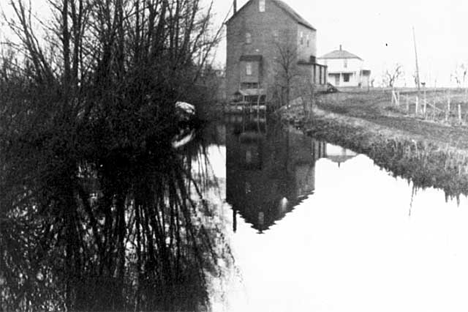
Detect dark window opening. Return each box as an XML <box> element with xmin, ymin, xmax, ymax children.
<box><xmin>241</xmin><ymin>82</ymin><xmax>260</xmax><ymax>89</ymax></box>
<box><xmin>343</xmin><ymin>73</ymin><xmax>350</xmax><ymax>82</ymax></box>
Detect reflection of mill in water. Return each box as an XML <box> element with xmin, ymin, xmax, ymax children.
<box><xmin>225</xmin><ymin>116</ymin><xmax>357</xmax><ymax>233</ymax></box>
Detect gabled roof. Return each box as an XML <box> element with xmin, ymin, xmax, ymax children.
<box><xmin>272</xmin><ymin>0</ymin><xmax>315</xmax><ymax>30</ymax></box>
<box><xmin>227</xmin><ymin>0</ymin><xmax>316</xmax><ymax>31</ymax></box>
<box><xmin>319</xmin><ymin>49</ymin><xmax>362</xmax><ymax>60</ymax></box>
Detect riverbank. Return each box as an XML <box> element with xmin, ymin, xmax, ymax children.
<box><xmin>280</xmin><ymin>89</ymin><xmax>468</xmax><ymax>198</ymax></box>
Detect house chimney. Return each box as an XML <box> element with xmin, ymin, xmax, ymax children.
<box><xmin>233</xmin><ymin>0</ymin><xmax>237</xmax><ymax>14</ymax></box>
<box><xmin>339</xmin><ymin>44</ymin><xmax>342</xmax><ymax>51</ymax></box>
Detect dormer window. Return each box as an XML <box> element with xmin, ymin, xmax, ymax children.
<box><xmin>259</xmin><ymin>0</ymin><xmax>265</xmax><ymax>12</ymax></box>
<box><xmin>344</xmin><ymin>59</ymin><xmax>348</xmax><ymax>68</ymax></box>
<box><xmin>246</xmin><ymin>32</ymin><xmax>252</xmax><ymax>44</ymax></box>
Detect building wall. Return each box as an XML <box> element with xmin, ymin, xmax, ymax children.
<box><xmin>296</xmin><ymin>24</ymin><xmax>317</xmax><ymax>63</ymax></box>
<box><xmin>324</xmin><ymin>58</ymin><xmax>362</xmax><ymax>74</ymax></box>
<box><xmin>226</xmin><ymin>0</ymin><xmax>318</xmax><ymax>101</ymax></box>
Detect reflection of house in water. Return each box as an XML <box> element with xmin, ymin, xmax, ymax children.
<box><xmin>324</xmin><ymin>143</ymin><xmax>357</xmax><ymax>166</ymax></box>
<box><xmin>226</xmin><ymin>118</ymin><xmax>325</xmax><ymax>233</ymax></box>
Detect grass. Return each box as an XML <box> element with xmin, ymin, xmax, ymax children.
<box><xmin>281</xmin><ymin>88</ymin><xmax>468</xmax><ymax>198</ymax></box>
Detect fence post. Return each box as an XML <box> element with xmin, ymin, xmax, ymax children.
<box><xmin>392</xmin><ymin>89</ymin><xmax>399</xmax><ymax>106</ymax></box>
<box><xmin>415</xmin><ymin>96</ymin><xmax>419</xmax><ymax>115</ymax></box>
<box><xmin>406</xmin><ymin>95</ymin><xmax>409</xmax><ymax>111</ymax></box>
<box><xmin>446</xmin><ymin>94</ymin><xmax>451</xmax><ymax>121</ymax></box>
<box><xmin>423</xmin><ymin>84</ymin><xmax>427</xmax><ymax>117</ymax></box>
<box><xmin>458</xmin><ymin>103</ymin><xmax>462</xmax><ymax>123</ymax></box>
<box><xmin>423</xmin><ymin>97</ymin><xmax>427</xmax><ymax>116</ymax></box>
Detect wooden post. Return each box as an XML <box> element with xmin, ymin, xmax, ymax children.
<box><xmin>446</xmin><ymin>92</ymin><xmax>451</xmax><ymax>121</ymax></box>
<box><xmin>415</xmin><ymin>96</ymin><xmax>419</xmax><ymax>115</ymax></box>
<box><xmin>423</xmin><ymin>83</ymin><xmax>427</xmax><ymax>117</ymax></box>
<box><xmin>423</xmin><ymin>98</ymin><xmax>427</xmax><ymax>116</ymax></box>
<box><xmin>406</xmin><ymin>95</ymin><xmax>409</xmax><ymax>111</ymax></box>
<box><xmin>458</xmin><ymin>103</ymin><xmax>462</xmax><ymax>123</ymax></box>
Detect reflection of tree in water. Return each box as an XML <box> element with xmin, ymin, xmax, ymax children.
<box><xmin>0</xmin><ymin>0</ymin><xmax>230</xmax><ymax>308</ymax></box>
<box><xmin>0</xmin><ymin>127</ymin><xmax>230</xmax><ymax>312</ymax></box>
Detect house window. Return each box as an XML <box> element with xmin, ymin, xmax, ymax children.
<box><xmin>344</xmin><ymin>59</ymin><xmax>348</xmax><ymax>68</ymax></box>
<box><xmin>246</xmin><ymin>150</ymin><xmax>252</xmax><ymax>163</ymax></box>
<box><xmin>246</xmin><ymin>63</ymin><xmax>252</xmax><ymax>76</ymax></box>
<box><xmin>306</xmin><ymin>35</ymin><xmax>310</xmax><ymax>47</ymax></box>
<box><xmin>343</xmin><ymin>73</ymin><xmax>350</xmax><ymax>82</ymax></box>
<box><xmin>245</xmin><ymin>32</ymin><xmax>252</xmax><ymax>44</ymax></box>
<box><xmin>259</xmin><ymin>0</ymin><xmax>265</xmax><ymax>12</ymax></box>
<box><xmin>300</xmin><ymin>31</ymin><xmax>304</xmax><ymax>45</ymax></box>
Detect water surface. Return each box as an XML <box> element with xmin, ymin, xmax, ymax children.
<box><xmin>203</xmin><ymin>116</ymin><xmax>468</xmax><ymax>312</ymax></box>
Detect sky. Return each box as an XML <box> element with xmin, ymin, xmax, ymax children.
<box><xmin>2</xmin><ymin>0</ymin><xmax>468</xmax><ymax>87</ymax></box>
<box><xmin>211</xmin><ymin>0</ymin><xmax>468</xmax><ymax>87</ymax></box>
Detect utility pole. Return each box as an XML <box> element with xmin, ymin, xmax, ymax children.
<box><xmin>413</xmin><ymin>26</ymin><xmax>421</xmax><ymax>96</ymax></box>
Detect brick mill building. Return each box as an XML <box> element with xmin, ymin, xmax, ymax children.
<box><xmin>226</xmin><ymin>0</ymin><xmax>327</xmax><ymax>108</ymax></box>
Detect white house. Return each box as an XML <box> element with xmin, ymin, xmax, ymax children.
<box><xmin>318</xmin><ymin>46</ymin><xmax>371</xmax><ymax>88</ymax></box>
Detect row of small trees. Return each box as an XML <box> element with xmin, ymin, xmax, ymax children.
<box><xmin>379</xmin><ymin>63</ymin><xmax>468</xmax><ymax>89</ymax></box>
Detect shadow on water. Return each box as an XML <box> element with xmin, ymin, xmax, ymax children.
<box><xmin>224</xmin><ymin>114</ymin><xmax>357</xmax><ymax>233</ymax></box>
<box><xmin>0</xmin><ymin>119</ymin><xmax>231</xmax><ymax>312</ymax></box>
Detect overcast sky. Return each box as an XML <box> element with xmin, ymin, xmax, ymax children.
<box><xmin>2</xmin><ymin>0</ymin><xmax>468</xmax><ymax>87</ymax></box>
<box><xmin>212</xmin><ymin>0</ymin><xmax>468</xmax><ymax>87</ymax></box>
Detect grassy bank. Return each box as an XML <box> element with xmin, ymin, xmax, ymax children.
<box><xmin>281</xmin><ymin>89</ymin><xmax>468</xmax><ymax>198</ymax></box>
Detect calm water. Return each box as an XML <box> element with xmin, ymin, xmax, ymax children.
<box><xmin>4</xmin><ymin>114</ymin><xmax>468</xmax><ymax>311</ymax></box>
<box><xmin>201</xmin><ymin>115</ymin><xmax>468</xmax><ymax>312</ymax></box>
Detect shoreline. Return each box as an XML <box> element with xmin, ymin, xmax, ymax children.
<box><xmin>280</xmin><ymin>91</ymin><xmax>468</xmax><ymax>198</ymax></box>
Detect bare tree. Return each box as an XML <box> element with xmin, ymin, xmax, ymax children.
<box><xmin>383</xmin><ymin>63</ymin><xmax>404</xmax><ymax>88</ymax></box>
<box><xmin>0</xmin><ymin>1</ymin><xmax>227</xmax><ymax>311</ymax></box>
<box><xmin>271</xmin><ymin>37</ymin><xmax>300</xmax><ymax>108</ymax></box>
<box><xmin>451</xmin><ymin>63</ymin><xmax>468</xmax><ymax>88</ymax></box>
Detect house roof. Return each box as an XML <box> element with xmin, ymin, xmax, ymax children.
<box><xmin>319</xmin><ymin>49</ymin><xmax>362</xmax><ymax>60</ymax></box>
<box><xmin>227</xmin><ymin>0</ymin><xmax>316</xmax><ymax>31</ymax></box>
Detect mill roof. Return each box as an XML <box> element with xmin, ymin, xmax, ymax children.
<box><xmin>228</xmin><ymin>0</ymin><xmax>316</xmax><ymax>31</ymax></box>
<box><xmin>319</xmin><ymin>49</ymin><xmax>362</xmax><ymax>60</ymax></box>
<box><xmin>272</xmin><ymin>0</ymin><xmax>315</xmax><ymax>30</ymax></box>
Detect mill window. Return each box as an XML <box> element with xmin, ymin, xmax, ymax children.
<box><xmin>246</xmin><ymin>32</ymin><xmax>252</xmax><ymax>44</ymax></box>
<box><xmin>259</xmin><ymin>0</ymin><xmax>265</xmax><ymax>12</ymax></box>
<box><xmin>246</xmin><ymin>63</ymin><xmax>252</xmax><ymax>76</ymax></box>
